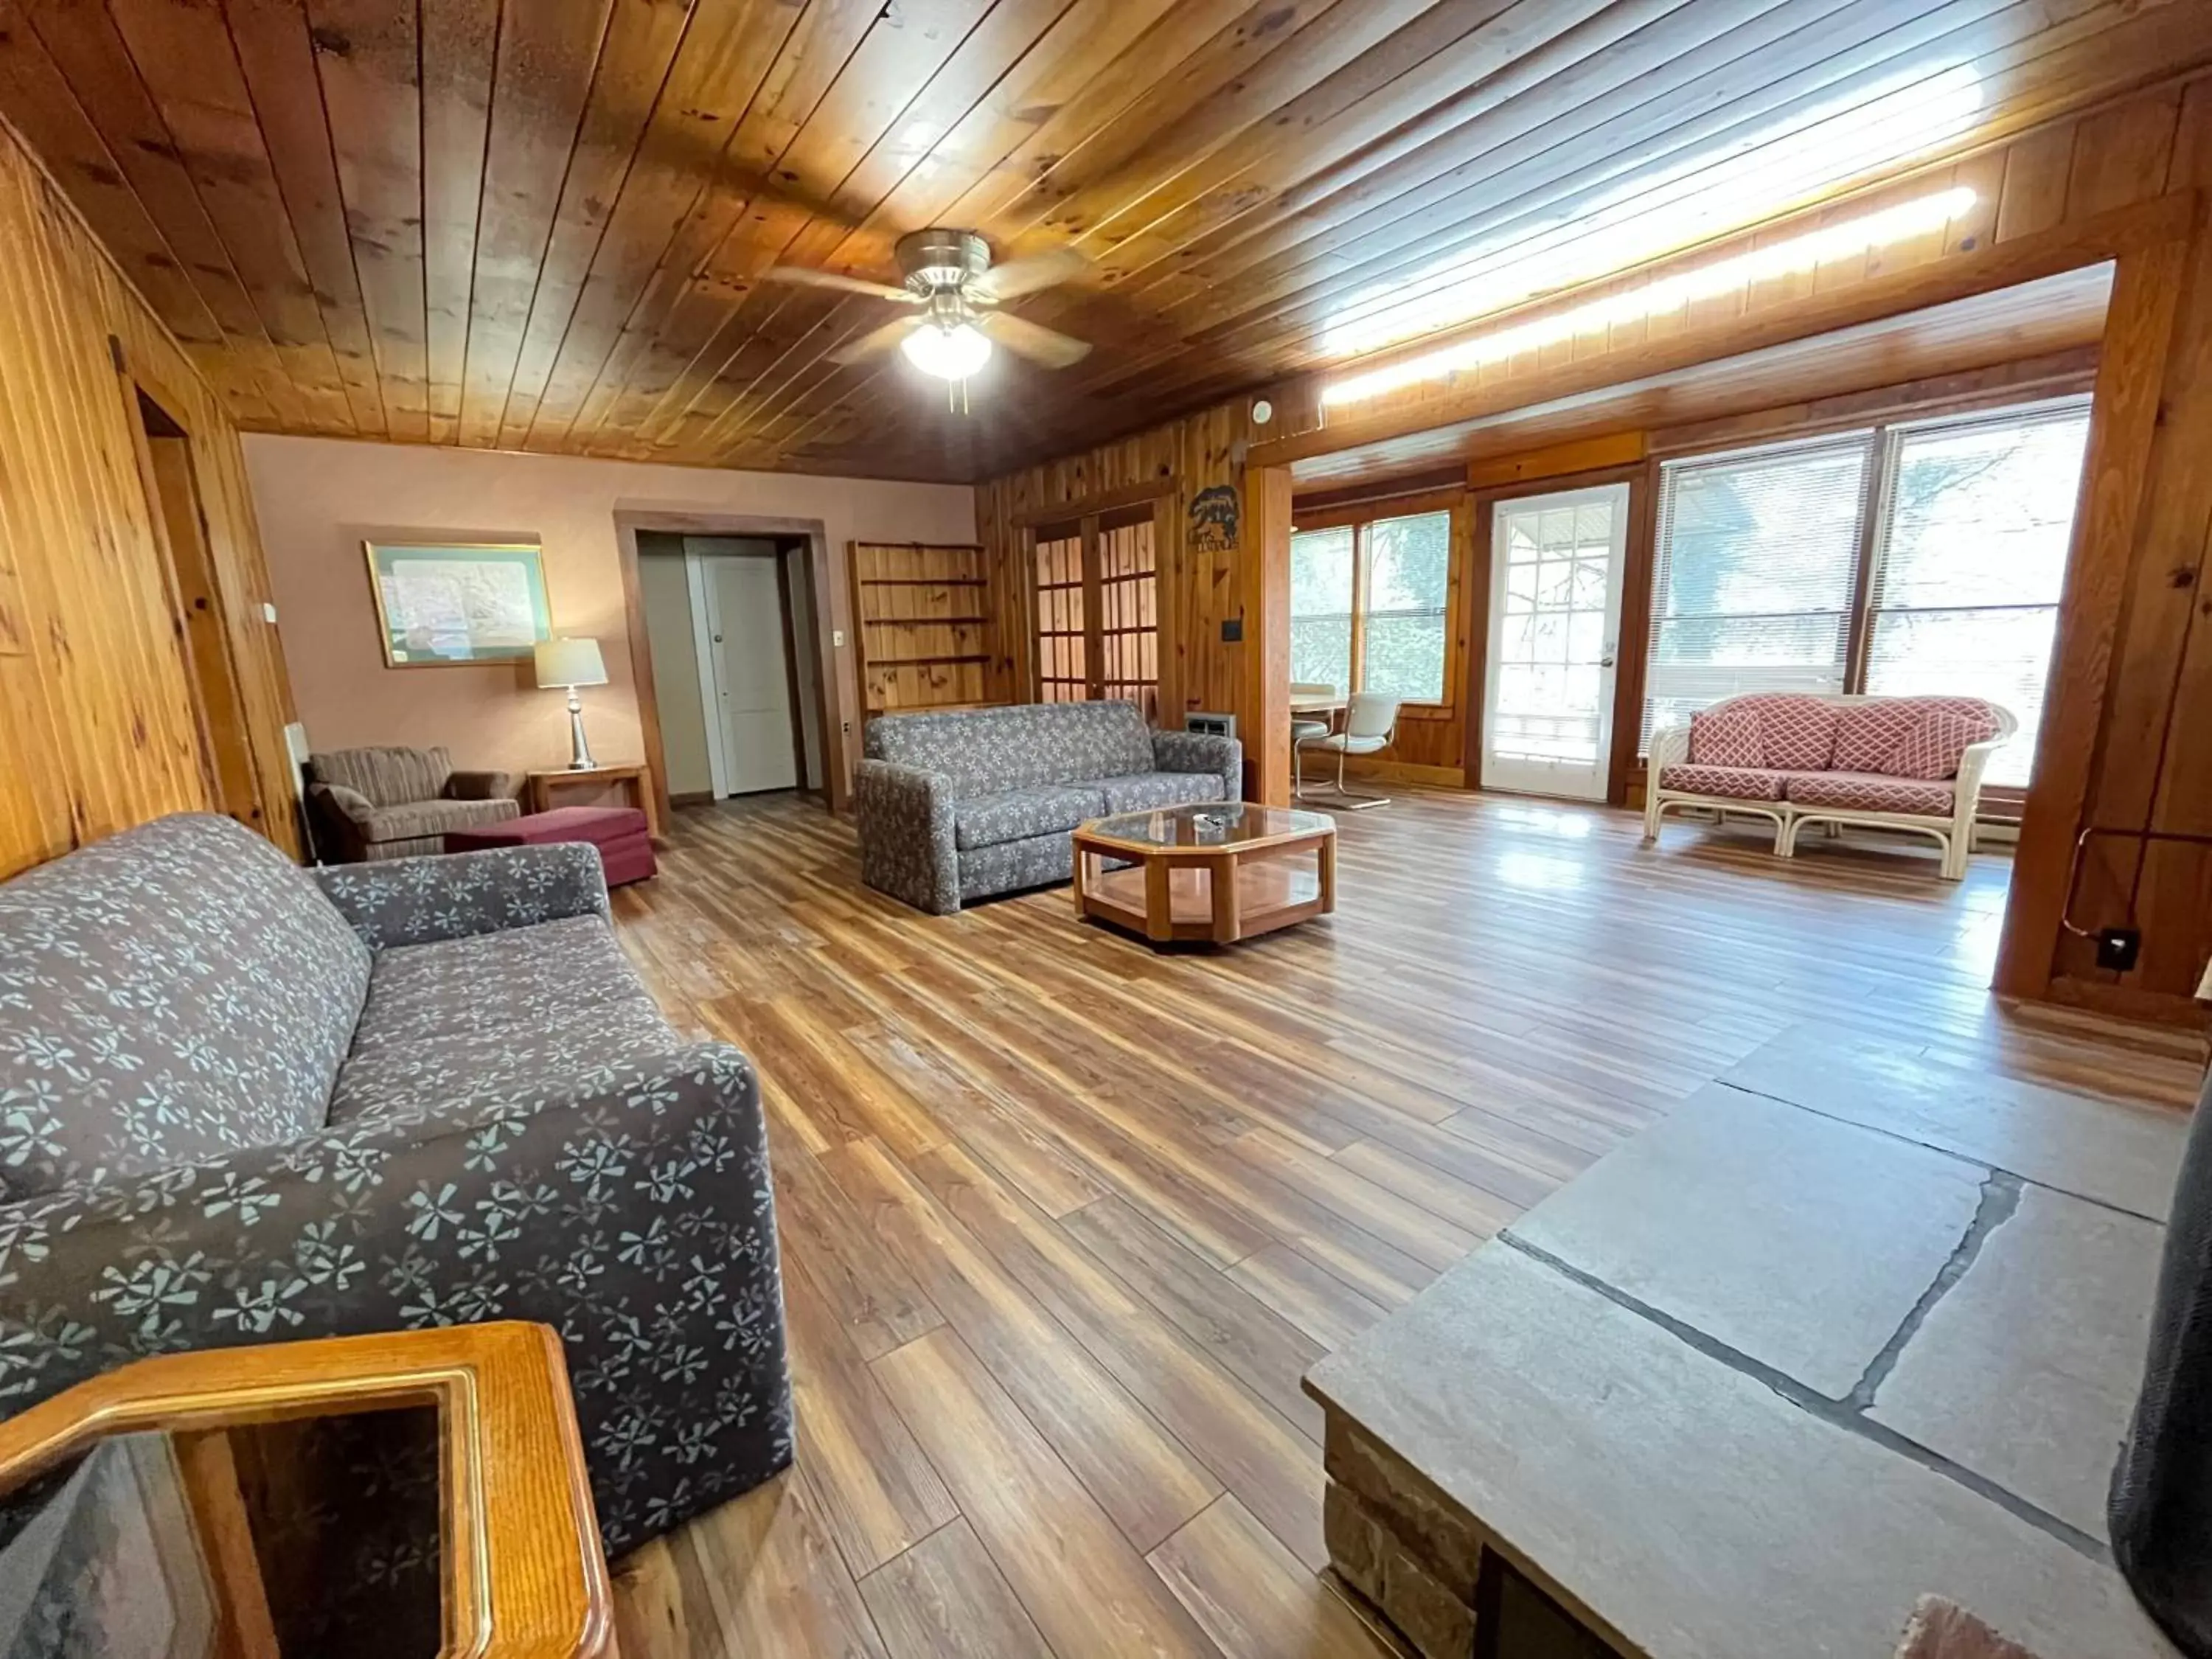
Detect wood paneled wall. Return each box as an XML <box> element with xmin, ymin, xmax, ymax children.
<box><xmin>0</xmin><ymin>114</ymin><xmax>299</xmax><ymax>877</ymax></box>
<box><xmin>977</xmin><ymin>385</ymin><xmax>1321</xmax><ymax>753</ymax></box>
<box><xmin>976</xmin><ymin>72</ymin><xmax>2212</xmax><ymax>1023</ymax></box>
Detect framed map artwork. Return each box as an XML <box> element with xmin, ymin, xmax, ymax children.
<box><xmin>364</xmin><ymin>540</ymin><xmax>553</xmax><ymax>667</ymax></box>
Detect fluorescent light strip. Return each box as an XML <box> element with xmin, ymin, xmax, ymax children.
<box><xmin>1320</xmin><ymin>187</ymin><xmax>1976</xmax><ymax>408</ymax></box>
<box><xmin>1321</xmin><ymin>65</ymin><xmax>1984</xmax><ymax>359</ymax></box>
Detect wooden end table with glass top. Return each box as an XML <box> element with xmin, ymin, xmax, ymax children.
<box><xmin>1071</xmin><ymin>802</ymin><xmax>1337</xmax><ymax>945</ymax></box>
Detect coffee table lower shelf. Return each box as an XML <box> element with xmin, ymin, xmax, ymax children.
<box><xmin>1071</xmin><ymin>815</ymin><xmax>1336</xmax><ymax>945</ymax></box>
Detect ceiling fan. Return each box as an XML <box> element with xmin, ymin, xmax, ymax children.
<box><xmin>759</xmin><ymin>229</ymin><xmax>1093</xmax><ymax>386</ymax></box>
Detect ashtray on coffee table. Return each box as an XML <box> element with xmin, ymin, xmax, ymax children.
<box><xmin>1071</xmin><ymin>801</ymin><xmax>1336</xmax><ymax>945</ymax></box>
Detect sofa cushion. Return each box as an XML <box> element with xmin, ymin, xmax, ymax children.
<box><xmin>310</xmin><ymin>745</ymin><xmax>454</xmax><ymax>810</ymax></box>
<box><xmin>328</xmin><ymin>992</ymin><xmax>675</xmax><ymax>1127</ymax></box>
<box><xmin>361</xmin><ymin>796</ymin><xmax>518</xmax><ymax>845</ymax></box>
<box><xmin>1099</xmin><ymin>771</ymin><xmax>1224</xmax><ymax>813</ymax></box>
<box><xmin>1888</xmin><ymin>699</ymin><xmax>2003</xmax><ymax>780</ymax></box>
<box><xmin>0</xmin><ymin>814</ymin><xmax>372</xmax><ymax>1195</ymax></box>
<box><xmin>867</xmin><ymin>703</ymin><xmax>1155</xmax><ymax>795</ymax></box>
<box><xmin>953</xmin><ymin>785</ymin><xmax>1105</xmax><ymax>851</ymax></box>
<box><xmin>348</xmin><ymin>915</ymin><xmax>644</xmax><ymax>1054</ymax></box>
<box><xmin>1831</xmin><ymin>697</ymin><xmax>2001</xmax><ymax>778</ymax></box>
<box><xmin>1658</xmin><ymin>763</ymin><xmax>1786</xmax><ymax>801</ymax></box>
<box><xmin>1688</xmin><ymin>703</ymin><xmax>1762</xmax><ymax>768</ymax></box>
<box><xmin>1784</xmin><ymin>771</ymin><xmax>1956</xmax><ymax>815</ymax></box>
<box><xmin>1742</xmin><ymin>694</ymin><xmax>1842</xmax><ymax>770</ymax></box>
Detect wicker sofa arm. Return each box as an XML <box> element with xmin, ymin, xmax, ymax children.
<box><xmin>0</xmin><ymin>1040</ymin><xmax>787</xmax><ymax>1554</ymax></box>
<box><xmin>445</xmin><ymin>768</ymin><xmax>518</xmax><ymax>801</ymax></box>
<box><xmin>1152</xmin><ymin>729</ymin><xmax>1243</xmax><ymax>801</ymax></box>
<box><xmin>1647</xmin><ymin>726</ymin><xmax>1691</xmax><ymax>773</ymax></box>
<box><xmin>1951</xmin><ymin>734</ymin><xmax>2008</xmax><ymax>832</ymax></box>
<box><xmin>313</xmin><ymin>841</ymin><xmax>609</xmax><ymax>949</ymax></box>
<box><xmin>854</xmin><ymin>758</ymin><xmax>959</xmax><ymax>915</ymax></box>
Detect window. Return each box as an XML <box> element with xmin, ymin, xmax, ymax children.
<box><xmin>1030</xmin><ymin>505</ymin><xmax>1159</xmax><ymax>720</ymax></box>
<box><xmin>1644</xmin><ymin>435</ymin><xmax>1870</xmax><ymax>748</ymax></box>
<box><xmin>1290</xmin><ymin>525</ymin><xmax>1353</xmax><ymax>693</ymax></box>
<box><xmin>1034</xmin><ymin>526</ymin><xmax>1087</xmax><ymax>704</ymax></box>
<box><xmin>1864</xmin><ymin>407</ymin><xmax>2090</xmax><ymax>787</ymax></box>
<box><xmin>1096</xmin><ymin>512</ymin><xmax>1159</xmax><ymax>722</ymax></box>
<box><xmin>1639</xmin><ymin>398</ymin><xmax>2092</xmax><ymax>786</ymax></box>
<box><xmin>1289</xmin><ymin>507</ymin><xmax>1451</xmax><ymax>704</ymax></box>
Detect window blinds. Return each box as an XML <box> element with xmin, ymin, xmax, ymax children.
<box><xmin>1641</xmin><ymin>433</ymin><xmax>1874</xmax><ymax>752</ymax></box>
<box><xmin>1863</xmin><ymin>400</ymin><xmax>2090</xmax><ymax>787</ymax></box>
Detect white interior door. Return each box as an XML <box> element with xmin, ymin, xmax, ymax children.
<box><xmin>1483</xmin><ymin>482</ymin><xmax>1630</xmax><ymax>801</ymax></box>
<box><xmin>698</xmin><ymin>554</ymin><xmax>798</xmax><ymax>796</ymax></box>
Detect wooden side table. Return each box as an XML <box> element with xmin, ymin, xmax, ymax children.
<box><xmin>529</xmin><ymin>762</ymin><xmax>660</xmax><ymax>839</ymax></box>
<box><xmin>0</xmin><ymin>1322</ymin><xmax>614</xmax><ymax>1657</ymax></box>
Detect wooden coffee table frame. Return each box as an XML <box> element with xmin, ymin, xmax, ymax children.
<box><xmin>1071</xmin><ymin>807</ymin><xmax>1336</xmax><ymax>945</ymax></box>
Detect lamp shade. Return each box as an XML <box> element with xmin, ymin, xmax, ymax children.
<box><xmin>534</xmin><ymin>636</ymin><xmax>607</xmax><ymax>689</ymax></box>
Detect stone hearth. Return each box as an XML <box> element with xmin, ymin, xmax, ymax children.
<box><xmin>1303</xmin><ymin>1031</ymin><xmax>2191</xmax><ymax>1659</ymax></box>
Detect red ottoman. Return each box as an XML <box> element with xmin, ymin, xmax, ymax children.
<box><xmin>443</xmin><ymin>805</ymin><xmax>657</xmax><ymax>886</ymax></box>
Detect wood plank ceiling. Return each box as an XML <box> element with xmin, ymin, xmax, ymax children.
<box><xmin>0</xmin><ymin>0</ymin><xmax>2206</xmax><ymax>484</ymax></box>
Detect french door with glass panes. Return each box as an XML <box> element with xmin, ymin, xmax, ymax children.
<box><xmin>1031</xmin><ymin>504</ymin><xmax>1159</xmax><ymax>723</ymax></box>
<box><xmin>1483</xmin><ymin>483</ymin><xmax>1630</xmax><ymax>800</ymax></box>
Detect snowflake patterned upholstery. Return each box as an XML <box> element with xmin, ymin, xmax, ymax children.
<box><xmin>0</xmin><ymin>813</ymin><xmax>791</xmax><ymax>1568</ymax></box>
<box><xmin>0</xmin><ymin>813</ymin><xmax>371</xmax><ymax>1194</ymax></box>
<box><xmin>856</xmin><ymin>702</ymin><xmax>1242</xmax><ymax>914</ymax></box>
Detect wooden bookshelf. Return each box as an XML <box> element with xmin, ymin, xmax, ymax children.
<box><xmin>849</xmin><ymin>541</ymin><xmax>1001</xmax><ymax>716</ymax></box>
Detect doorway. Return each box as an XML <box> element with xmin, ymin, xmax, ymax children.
<box><xmin>130</xmin><ymin>391</ymin><xmax>262</xmax><ymax>830</ymax></box>
<box><xmin>636</xmin><ymin>534</ymin><xmax>821</xmax><ymax>803</ymax></box>
<box><xmin>1481</xmin><ymin>481</ymin><xmax>1630</xmax><ymax>801</ymax></box>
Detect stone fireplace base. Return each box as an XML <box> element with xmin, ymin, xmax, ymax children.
<box><xmin>1303</xmin><ymin>1032</ymin><xmax>2191</xmax><ymax>1659</ymax></box>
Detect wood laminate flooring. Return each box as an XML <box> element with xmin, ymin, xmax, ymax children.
<box><xmin>605</xmin><ymin>790</ymin><xmax>2205</xmax><ymax>1659</ymax></box>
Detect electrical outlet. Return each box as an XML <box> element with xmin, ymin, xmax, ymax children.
<box><xmin>1220</xmin><ymin>617</ymin><xmax>1243</xmax><ymax>643</ymax></box>
<box><xmin>2095</xmin><ymin>928</ymin><xmax>2141</xmax><ymax>973</ymax></box>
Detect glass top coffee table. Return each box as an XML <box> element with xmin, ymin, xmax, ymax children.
<box><xmin>1071</xmin><ymin>802</ymin><xmax>1336</xmax><ymax>945</ymax></box>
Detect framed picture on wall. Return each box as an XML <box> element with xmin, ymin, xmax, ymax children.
<box><xmin>364</xmin><ymin>540</ymin><xmax>553</xmax><ymax>667</ymax></box>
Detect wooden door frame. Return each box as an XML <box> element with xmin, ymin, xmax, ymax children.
<box><xmin>117</xmin><ymin>367</ymin><xmax>267</xmax><ymax>835</ymax></box>
<box><xmin>1461</xmin><ymin>462</ymin><xmax>1651</xmax><ymax>804</ymax></box>
<box><xmin>614</xmin><ymin>510</ymin><xmax>844</xmax><ymax>820</ymax></box>
<box><xmin>686</xmin><ymin>540</ymin><xmax>810</xmax><ymax>801</ymax></box>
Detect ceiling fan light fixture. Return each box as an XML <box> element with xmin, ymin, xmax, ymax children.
<box><xmin>901</xmin><ymin>320</ymin><xmax>992</xmax><ymax>380</ymax></box>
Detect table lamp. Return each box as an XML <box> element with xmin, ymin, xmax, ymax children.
<box><xmin>535</xmin><ymin>637</ymin><xmax>608</xmax><ymax>771</ymax></box>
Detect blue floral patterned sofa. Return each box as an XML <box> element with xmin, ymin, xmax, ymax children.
<box><xmin>0</xmin><ymin>813</ymin><xmax>790</xmax><ymax>1561</ymax></box>
<box><xmin>854</xmin><ymin>700</ymin><xmax>1242</xmax><ymax>914</ymax></box>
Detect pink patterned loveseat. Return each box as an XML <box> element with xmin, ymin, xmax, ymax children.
<box><xmin>1642</xmin><ymin>692</ymin><xmax>2015</xmax><ymax>880</ymax></box>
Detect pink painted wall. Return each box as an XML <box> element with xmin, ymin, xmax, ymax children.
<box><xmin>244</xmin><ymin>434</ymin><xmax>975</xmax><ymax>790</ymax></box>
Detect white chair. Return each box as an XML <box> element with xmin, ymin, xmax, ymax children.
<box><xmin>1289</xmin><ymin>681</ymin><xmax>1337</xmax><ymax>799</ymax></box>
<box><xmin>1297</xmin><ymin>691</ymin><xmax>1399</xmax><ymax>810</ymax></box>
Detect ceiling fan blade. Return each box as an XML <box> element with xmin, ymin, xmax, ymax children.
<box><xmin>830</xmin><ymin>315</ymin><xmax>925</xmax><ymax>366</ymax></box>
<box><xmin>976</xmin><ymin>310</ymin><xmax>1093</xmax><ymax>369</ymax></box>
<box><xmin>759</xmin><ymin>265</ymin><xmax>916</xmax><ymax>303</ymax></box>
<box><xmin>967</xmin><ymin>246</ymin><xmax>1090</xmax><ymax>302</ymax></box>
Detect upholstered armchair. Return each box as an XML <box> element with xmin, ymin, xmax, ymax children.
<box><xmin>306</xmin><ymin>743</ymin><xmax>520</xmax><ymax>862</ymax></box>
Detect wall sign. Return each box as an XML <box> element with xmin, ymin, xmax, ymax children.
<box><xmin>1186</xmin><ymin>484</ymin><xmax>1240</xmax><ymax>556</ymax></box>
